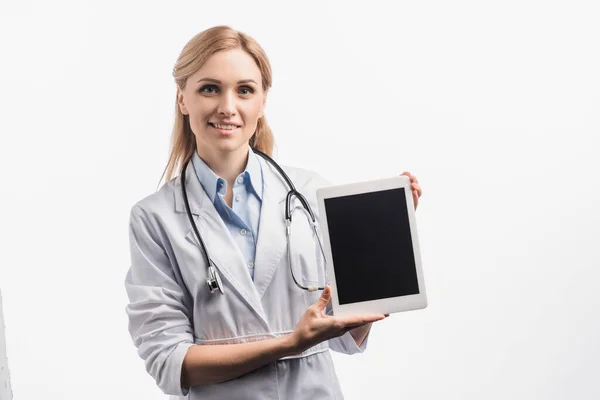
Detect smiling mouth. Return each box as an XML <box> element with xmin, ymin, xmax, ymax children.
<box><xmin>209</xmin><ymin>122</ymin><xmax>240</xmax><ymax>131</ymax></box>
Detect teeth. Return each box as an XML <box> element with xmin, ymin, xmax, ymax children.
<box><xmin>212</xmin><ymin>123</ymin><xmax>237</xmax><ymax>130</ymax></box>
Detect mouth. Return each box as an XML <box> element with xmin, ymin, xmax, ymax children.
<box><xmin>208</xmin><ymin>122</ymin><xmax>241</xmax><ymax>132</ymax></box>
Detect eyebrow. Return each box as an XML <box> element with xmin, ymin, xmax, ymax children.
<box><xmin>197</xmin><ymin>78</ymin><xmax>258</xmax><ymax>85</ymax></box>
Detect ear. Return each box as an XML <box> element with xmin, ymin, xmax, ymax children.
<box><xmin>177</xmin><ymin>88</ymin><xmax>189</xmax><ymax>115</ymax></box>
<box><xmin>258</xmin><ymin>89</ymin><xmax>268</xmax><ymax>119</ymax></box>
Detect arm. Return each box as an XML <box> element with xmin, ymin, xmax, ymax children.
<box><xmin>126</xmin><ymin>206</ymin><xmax>195</xmax><ymax>396</ymax></box>
<box><xmin>182</xmin><ymin>286</ymin><xmax>385</xmax><ymax>387</ymax></box>
<box><xmin>181</xmin><ymin>336</ymin><xmax>295</xmax><ymax>386</ymax></box>
<box><xmin>349</xmin><ymin>324</ymin><xmax>372</xmax><ymax>347</ymax></box>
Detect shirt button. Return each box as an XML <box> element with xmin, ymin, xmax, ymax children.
<box><xmin>240</xmin><ymin>229</ymin><xmax>247</xmax><ymax>236</ymax></box>
<box><xmin>235</xmin><ymin>195</ymin><xmax>241</xmax><ymax>202</ymax></box>
<box><xmin>237</xmin><ymin>176</ymin><xmax>244</xmax><ymax>184</ymax></box>
<box><xmin>248</xmin><ymin>261</ymin><xmax>254</xmax><ymax>268</ymax></box>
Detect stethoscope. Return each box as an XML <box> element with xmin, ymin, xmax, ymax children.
<box><xmin>180</xmin><ymin>148</ymin><xmax>327</xmax><ymax>295</ymax></box>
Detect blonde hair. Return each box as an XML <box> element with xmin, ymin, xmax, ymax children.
<box><xmin>160</xmin><ymin>25</ymin><xmax>274</xmax><ymax>184</ymax></box>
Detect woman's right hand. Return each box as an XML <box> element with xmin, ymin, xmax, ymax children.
<box><xmin>289</xmin><ymin>285</ymin><xmax>386</xmax><ymax>354</ymax></box>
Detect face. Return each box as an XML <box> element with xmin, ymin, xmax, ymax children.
<box><xmin>177</xmin><ymin>48</ymin><xmax>267</xmax><ymax>159</ymax></box>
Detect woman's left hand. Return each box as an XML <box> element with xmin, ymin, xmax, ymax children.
<box><xmin>401</xmin><ymin>171</ymin><xmax>422</xmax><ymax>210</ymax></box>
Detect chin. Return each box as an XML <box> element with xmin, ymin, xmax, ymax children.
<box><xmin>212</xmin><ymin>137</ymin><xmax>250</xmax><ymax>153</ymax></box>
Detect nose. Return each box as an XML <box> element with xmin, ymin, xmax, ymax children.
<box><xmin>217</xmin><ymin>91</ymin><xmax>237</xmax><ymax>117</ymax></box>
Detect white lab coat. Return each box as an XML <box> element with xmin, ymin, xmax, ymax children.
<box><xmin>125</xmin><ymin>157</ymin><xmax>368</xmax><ymax>399</ymax></box>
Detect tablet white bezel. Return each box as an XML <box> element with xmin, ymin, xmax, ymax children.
<box><xmin>316</xmin><ymin>176</ymin><xmax>427</xmax><ymax>317</ymax></box>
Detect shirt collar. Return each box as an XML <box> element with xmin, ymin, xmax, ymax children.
<box><xmin>191</xmin><ymin>146</ymin><xmax>263</xmax><ymax>204</ymax></box>
<box><xmin>245</xmin><ymin>146</ymin><xmax>263</xmax><ymax>200</ymax></box>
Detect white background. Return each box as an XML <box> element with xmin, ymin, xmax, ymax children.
<box><xmin>1</xmin><ymin>0</ymin><xmax>599</xmax><ymax>399</ymax></box>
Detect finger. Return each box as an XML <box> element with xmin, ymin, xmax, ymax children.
<box><xmin>412</xmin><ymin>186</ymin><xmax>422</xmax><ymax>200</ymax></box>
<box><xmin>411</xmin><ymin>183</ymin><xmax>422</xmax><ymax>197</ymax></box>
<box><xmin>413</xmin><ymin>191</ymin><xmax>419</xmax><ymax>210</ymax></box>
<box><xmin>343</xmin><ymin>321</ymin><xmax>375</xmax><ymax>330</ymax></box>
<box><xmin>315</xmin><ymin>285</ymin><xmax>332</xmax><ymax>310</ymax></box>
<box><xmin>336</xmin><ymin>314</ymin><xmax>385</xmax><ymax>327</ymax></box>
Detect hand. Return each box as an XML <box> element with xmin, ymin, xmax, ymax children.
<box><xmin>401</xmin><ymin>171</ymin><xmax>422</xmax><ymax>210</ymax></box>
<box><xmin>289</xmin><ymin>286</ymin><xmax>386</xmax><ymax>354</ymax></box>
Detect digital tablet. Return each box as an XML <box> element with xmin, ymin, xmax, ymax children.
<box><xmin>316</xmin><ymin>175</ymin><xmax>427</xmax><ymax>317</ymax></box>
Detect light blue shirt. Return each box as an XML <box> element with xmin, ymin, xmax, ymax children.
<box><xmin>191</xmin><ymin>147</ymin><xmax>263</xmax><ymax>279</ymax></box>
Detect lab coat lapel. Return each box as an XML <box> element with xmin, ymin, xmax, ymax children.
<box><xmin>253</xmin><ymin>157</ymin><xmax>289</xmax><ymax>298</ymax></box>
<box><xmin>175</xmin><ymin>164</ymin><xmax>269</xmax><ymax>328</ymax></box>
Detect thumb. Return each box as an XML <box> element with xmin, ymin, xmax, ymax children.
<box><xmin>315</xmin><ymin>285</ymin><xmax>331</xmax><ymax>309</ymax></box>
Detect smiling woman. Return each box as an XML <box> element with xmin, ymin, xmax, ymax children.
<box><xmin>124</xmin><ymin>25</ymin><xmax>421</xmax><ymax>400</ymax></box>
<box><xmin>160</xmin><ymin>26</ymin><xmax>274</xmax><ymax>190</ymax></box>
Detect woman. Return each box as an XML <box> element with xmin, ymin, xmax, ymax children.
<box><xmin>125</xmin><ymin>25</ymin><xmax>422</xmax><ymax>399</ymax></box>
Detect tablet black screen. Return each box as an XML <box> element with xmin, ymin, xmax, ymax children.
<box><xmin>323</xmin><ymin>188</ymin><xmax>419</xmax><ymax>305</ymax></box>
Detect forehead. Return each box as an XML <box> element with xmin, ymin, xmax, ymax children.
<box><xmin>191</xmin><ymin>48</ymin><xmax>262</xmax><ymax>85</ymax></box>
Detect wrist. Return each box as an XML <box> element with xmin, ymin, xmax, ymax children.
<box><xmin>280</xmin><ymin>333</ymin><xmax>301</xmax><ymax>357</ymax></box>
<box><xmin>349</xmin><ymin>323</ymin><xmax>373</xmax><ymax>345</ymax></box>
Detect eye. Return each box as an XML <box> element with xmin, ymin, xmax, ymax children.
<box><xmin>199</xmin><ymin>84</ymin><xmax>219</xmax><ymax>94</ymax></box>
<box><xmin>238</xmin><ymin>86</ymin><xmax>255</xmax><ymax>96</ymax></box>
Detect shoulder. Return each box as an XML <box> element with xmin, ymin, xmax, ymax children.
<box><xmin>274</xmin><ymin>165</ymin><xmax>332</xmax><ymax>223</ymax></box>
<box><xmin>276</xmin><ymin>165</ymin><xmax>333</xmax><ymax>219</ymax></box>
<box><xmin>129</xmin><ymin>177</ymin><xmax>179</xmax><ymax>223</ymax></box>
<box><xmin>279</xmin><ymin>165</ymin><xmax>333</xmax><ymax>192</ymax></box>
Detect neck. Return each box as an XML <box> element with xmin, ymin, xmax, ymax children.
<box><xmin>196</xmin><ymin>145</ymin><xmax>249</xmax><ymax>184</ymax></box>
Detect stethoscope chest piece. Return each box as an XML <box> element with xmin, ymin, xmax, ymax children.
<box><xmin>207</xmin><ymin>265</ymin><xmax>224</xmax><ymax>294</ymax></box>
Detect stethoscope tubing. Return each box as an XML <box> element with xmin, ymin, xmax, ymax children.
<box><xmin>181</xmin><ymin>148</ymin><xmax>324</xmax><ymax>294</ymax></box>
